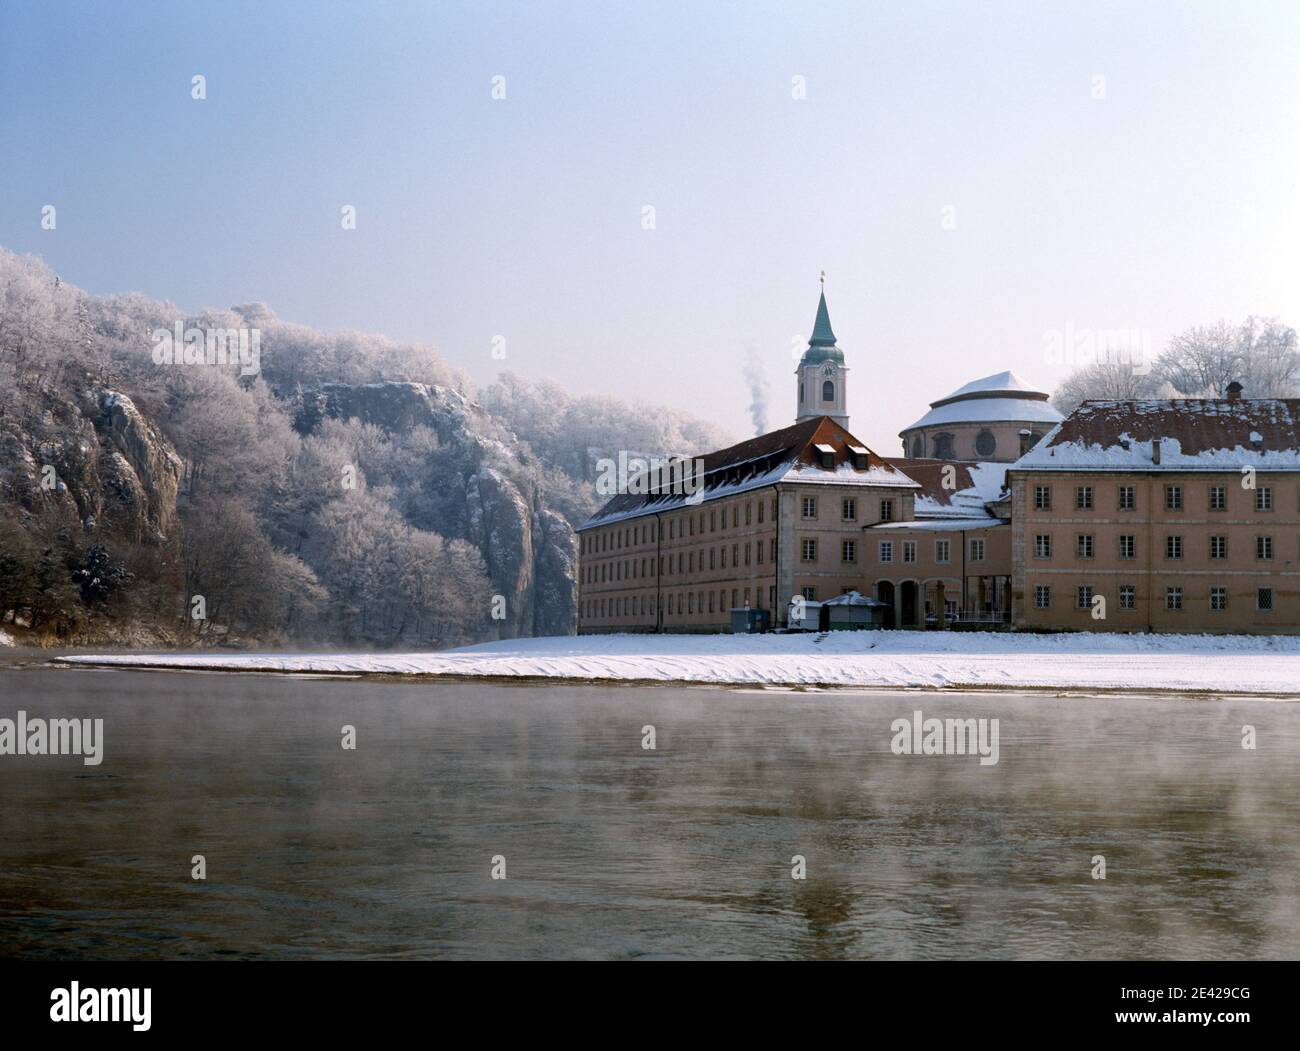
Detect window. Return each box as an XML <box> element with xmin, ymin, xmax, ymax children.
<box><xmin>842</xmin><ymin>498</ymin><xmax>857</xmax><ymax>521</ymax></box>
<box><xmin>902</xmin><ymin>541</ymin><xmax>917</xmax><ymax>563</ymax></box>
<box><xmin>970</xmin><ymin>538</ymin><xmax>985</xmax><ymax>561</ymax></box>
<box><xmin>770</xmin><ymin>538</ymin><xmax>777</xmax><ymax>562</ymax></box>
<box><xmin>745</xmin><ymin>503</ymin><xmax>752</xmax><ymax>525</ymax></box>
<box><xmin>1034</xmin><ymin>485</ymin><xmax>1051</xmax><ymax>510</ymax></box>
<box><xmin>709</xmin><ymin>511</ymin><xmax>716</xmax><ymax>531</ymax></box>
<box><xmin>975</xmin><ymin>429</ymin><xmax>997</xmax><ymax>457</ymax></box>
<box><xmin>1166</xmin><ymin>587</ymin><xmax>1183</xmax><ymax>611</ymax></box>
<box><xmin>1119</xmin><ymin>584</ymin><xmax>1136</xmax><ymax>610</ymax></box>
<box><xmin>732</xmin><ymin>544</ymin><xmax>739</xmax><ymax>566</ymax></box>
<box><xmin>841</xmin><ymin>540</ymin><xmax>857</xmax><ymax>563</ymax></box>
<box><xmin>1076</xmin><ymin>585</ymin><xmax>1093</xmax><ymax>610</ymax></box>
<box><xmin>744</xmin><ymin>543</ymin><xmax>751</xmax><ymax>566</ymax></box>
<box><xmin>1118</xmin><ymin>485</ymin><xmax>1135</xmax><ymax>511</ymax></box>
<box><xmin>1258</xmin><ymin>587</ymin><xmax>1274</xmax><ymax>612</ymax></box>
<box><xmin>801</xmin><ymin>538</ymin><xmax>817</xmax><ymax>562</ymax></box>
<box><xmin>757</xmin><ymin>502</ymin><xmax>764</xmax><ymax>524</ymax></box>
<box><xmin>822</xmin><ymin>380</ymin><xmax>835</xmax><ymax>402</ymax></box>
<box><xmin>1034</xmin><ymin>534</ymin><xmax>1052</xmax><ymax>558</ymax></box>
<box><xmin>935</xmin><ymin>539</ymin><xmax>951</xmax><ymax>563</ymax></box>
<box><xmin>1209</xmin><ymin>485</ymin><xmax>1227</xmax><ymax>511</ymax></box>
<box><xmin>1076</xmin><ymin>534</ymin><xmax>1094</xmax><ymax>559</ymax></box>
<box><xmin>801</xmin><ymin>496</ymin><xmax>817</xmax><ymax>519</ymax></box>
<box><xmin>1076</xmin><ymin>486</ymin><xmax>1093</xmax><ymax>510</ymax></box>
<box><xmin>708</xmin><ymin>592</ymin><xmax>714</xmax><ymax>613</ymax></box>
<box><xmin>1165</xmin><ymin>485</ymin><xmax>1183</xmax><ymax>511</ymax></box>
<box><xmin>1166</xmin><ymin>535</ymin><xmax>1183</xmax><ymax>560</ymax></box>
<box><xmin>756</xmin><ymin>542</ymin><xmax>763</xmax><ymax>565</ymax></box>
<box><xmin>879</xmin><ymin>541</ymin><xmax>894</xmax><ymax>563</ymax></box>
<box><xmin>801</xmin><ymin>586</ymin><xmax>816</xmax><ymax>601</ymax></box>
<box><xmin>1210</xmin><ymin>586</ymin><xmax>1227</xmax><ymax>612</ymax></box>
<box><xmin>1257</xmin><ymin>535</ymin><xmax>1274</xmax><ymax>560</ymax></box>
<box><xmin>880</xmin><ymin>499</ymin><xmax>894</xmax><ymax>522</ymax></box>
<box><xmin>1210</xmin><ymin>535</ymin><xmax>1226</xmax><ymax>560</ymax></box>
<box><xmin>1257</xmin><ymin>487</ymin><xmax>1273</xmax><ymax>512</ymax></box>
<box><xmin>933</xmin><ymin>434</ymin><xmax>955</xmax><ymax>458</ymax></box>
<box><xmin>1119</xmin><ymin>534</ymin><xmax>1135</xmax><ymax>560</ymax></box>
<box><xmin>1034</xmin><ymin>585</ymin><xmax>1051</xmax><ymax>609</ymax></box>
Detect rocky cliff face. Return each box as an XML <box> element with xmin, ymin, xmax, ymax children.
<box><xmin>0</xmin><ymin>385</ymin><xmax>181</xmax><ymax>545</ymax></box>
<box><xmin>294</xmin><ymin>381</ymin><xmax>577</xmax><ymax>638</ymax></box>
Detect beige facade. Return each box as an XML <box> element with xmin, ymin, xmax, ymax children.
<box><xmin>866</xmin><ymin>521</ymin><xmax>1012</xmax><ymax>627</ymax></box>
<box><xmin>1009</xmin><ymin>470</ymin><xmax>1300</xmax><ymax>633</ymax></box>
<box><xmin>900</xmin><ymin>420</ymin><xmax>1047</xmax><ymax>463</ymax></box>
<box><xmin>578</xmin><ymin>481</ymin><xmax>918</xmax><ymax>633</ymax></box>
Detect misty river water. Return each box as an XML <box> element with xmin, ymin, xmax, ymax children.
<box><xmin>1</xmin><ymin>664</ymin><xmax>1298</xmax><ymax>959</ymax></box>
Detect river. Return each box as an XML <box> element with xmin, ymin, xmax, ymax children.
<box><xmin>1</xmin><ymin>664</ymin><xmax>1297</xmax><ymax>959</ymax></box>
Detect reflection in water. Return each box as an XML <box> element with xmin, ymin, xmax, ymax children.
<box><xmin>0</xmin><ymin>668</ymin><xmax>1297</xmax><ymax>959</ymax></box>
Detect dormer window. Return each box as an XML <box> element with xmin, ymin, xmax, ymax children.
<box><xmin>813</xmin><ymin>443</ymin><xmax>836</xmax><ymax>469</ymax></box>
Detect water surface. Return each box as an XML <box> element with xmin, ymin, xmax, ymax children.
<box><xmin>1</xmin><ymin>667</ymin><xmax>1296</xmax><ymax>959</ymax></box>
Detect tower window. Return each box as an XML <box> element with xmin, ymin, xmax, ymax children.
<box><xmin>822</xmin><ymin>380</ymin><xmax>834</xmax><ymax>402</ymax></box>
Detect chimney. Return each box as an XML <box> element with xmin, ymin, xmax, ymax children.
<box><xmin>1152</xmin><ymin>438</ymin><xmax>1162</xmax><ymax>465</ymax></box>
<box><xmin>1227</xmin><ymin>381</ymin><xmax>1243</xmax><ymax>402</ymax></box>
<box><xmin>1018</xmin><ymin>429</ymin><xmax>1033</xmax><ymax>456</ymax></box>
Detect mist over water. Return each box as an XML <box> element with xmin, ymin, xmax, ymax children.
<box><xmin>1</xmin><ymin>668</ymin><xmax>1297</xmax><ymax>960</ymax></box>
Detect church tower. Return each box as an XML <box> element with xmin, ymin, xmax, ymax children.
<box><xmin>795</xmin><ymin>285</ymin><xmax>849</xmax><ymax>429</ymax></box>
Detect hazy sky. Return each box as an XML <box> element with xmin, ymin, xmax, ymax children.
<box><xmin>2</xmin><ymin>0</ymin><xmax>1297</xmax><ymax>453</ymax></box>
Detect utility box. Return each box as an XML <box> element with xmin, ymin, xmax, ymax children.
<box><xmin>729</xmin><ymin>608</ymin><xmax>770</xmax><ymax>634</ymax></box>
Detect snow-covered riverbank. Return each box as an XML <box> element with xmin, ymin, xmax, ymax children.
<box><xmin>56</xmin><ymin>631</ymin><xmax>1300</xmax><ymax>696</ymax></box>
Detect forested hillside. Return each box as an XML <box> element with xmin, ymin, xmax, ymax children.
<box><xmin>0</xmin><ymin>247</ymin><xmax>732</xmax><ymax>647</ymax></box>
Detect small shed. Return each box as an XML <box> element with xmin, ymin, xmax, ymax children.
<box><xmin>822</xmin><ymin>590</ymin><xmax>888</xmax><ymax>630</ymax></box>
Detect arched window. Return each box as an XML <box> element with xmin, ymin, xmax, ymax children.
<box><xmin>822</xmin><ymin>380</ymin><xmax>834</xmax><ymax>402</ymax></box>
<box><xmin>933</xmin><ymin>433</ymin><xmax>954</xmax><ymax>459</ymax></box>
<box><xmin>911</xmin><ymin>435</ymin><xmax>924</xmax><ymax>457</ymax></box>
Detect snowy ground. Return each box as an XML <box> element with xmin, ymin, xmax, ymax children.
<box><xmin>57</xmin><ymin>631</ymin><xmax>1300</xmax><ymax>696</ymax></box>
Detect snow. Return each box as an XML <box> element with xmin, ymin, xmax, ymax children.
<box><xmin>872</xmin><ymin>517</ymin><xmax>1005</xmax><ymax>532</ymax></box>
<box><xmin>903</xmin><ymin>396</ymin><xmax>1064</xmax><ymax>432</ymax></box>
<box><xmin>913</xmin><ymin>461</ymin><xmax>1008</xmax><ymax>518</ymax></box>
<box><xmin>1016</xmin><ymin>431</ymin><xmax>1300</xmax><ymax>470</ymax></box>
<box><xmin>942</xmin><ymin>370</ymin><xmax>1041</xmax><ymax>399</ymax></box>
<box><xmin>0</xmin><ymin>629</ymin><xmax>13</xmax><ymax>647</ymax></box>
<box><xmin>58</xmin><ymin>631</ymin><xmax>1300</xmax><ymax>695</ymax></box>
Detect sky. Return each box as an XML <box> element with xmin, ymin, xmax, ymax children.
<box><xmin>1</xmin><ymin>0</ymin><xmax>1297</xmax><ymax>453</ymax></box>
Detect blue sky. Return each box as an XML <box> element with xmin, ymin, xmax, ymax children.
<box><xmin>2</xmin><ymin>0</ymin><xmax>1297</xmax><ymax>451</ymax></box>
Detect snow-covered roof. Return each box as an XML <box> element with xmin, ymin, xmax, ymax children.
<box><xmin>942</xmin><ymin>370</ymin><xmax>1040</xmax><ymax>400</ymax></box>
<box><xmin>901</xmin><ymin>370</ymin><xmax>1062</xmax><ymax>433</ymax></box>
<box><xmin>1014</xmin><ymin>398</ymin><xmax>1300</xmax><ymax>471</ymax></box>
<box><xmin>903</xmin><ymin>395</ymin><xmax>1063</xmax><ymax>432</ymax></box>
<box><xmin>581</xmin><ymin>416</ymin><xmax>918</xmax><ymax>529</ymax></box>
<box><xmin>870</xmin><ymin>516</ymin><xmax>1007</xmax><ymax>532</ymax></box>
<box><xmin>884</xmin><ymin>458</ymin><xmax>1009</xmax><ymax>518</ymax></box>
